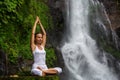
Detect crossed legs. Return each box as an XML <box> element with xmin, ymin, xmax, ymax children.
<box><xmin>31</xmin><ymin>66</ymin><xmax>62</xmax><ymax>76</ymax></box>
<box><xmin>38</xmin><ymin>67</ymin><xmax>58</xmax><ymax>76</ymax></box>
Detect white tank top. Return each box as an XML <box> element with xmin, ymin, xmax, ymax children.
<box><xmin>33</xmin><ymin>46</ymin><xmax>46</xmax><ymax>65</ymax></box>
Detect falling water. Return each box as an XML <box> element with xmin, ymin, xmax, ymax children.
<box><xmin>61</xmin><ymin>0</ymin><xmax>119</xmax><ymax>80</ymax></box>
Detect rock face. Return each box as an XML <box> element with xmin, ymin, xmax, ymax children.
<box><xmin>99</xmin><ymin>0</ymin><xmax>120</xmax><ymax>37</ymax></box>
<box><xmin>47</xmin><ymin>0</ymin><xmax>65</xmax><ymax>46</ymax></box>
<box><xmin>100</xmin><ymin>0</ymin><xmax>120</xmax><ymax>50</ymax></box>
<box><xmin>115</xmin><ymin>27</ymin><xmax>120</xmax><ymax>38</ymax></box>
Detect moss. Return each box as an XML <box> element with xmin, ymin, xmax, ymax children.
<box><xmin>104</xmin><ymin>45</ymin><xmax>120</xmax><ymax>59</ymax></box>
<box><xmin>98</xmin><ymin>38</ymin><xmax>120</xmax><ymax>59</ymax></box>
<box><xmin>0</xmin><ymin>76</ymin><xmax>59</xmax><ymax>80</ymax></box>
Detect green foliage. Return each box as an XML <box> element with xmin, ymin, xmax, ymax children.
<box><xmin>0</xmin><ymin>0</ymin><xmax>54</xmax><ymax>66</ymax></box>
<box><xmin>97</xmin><ymin>36</ymin><xmax>120</xmax><ymax>59</ymax></box>
<box><xmin>46</xmin><ymin>48</ymin><xmax>57</xmax><ymax>68</ymax></box>
<box><xmin>103</xmin><ymin>44</ymin><xmax>120</xmax><ymax>59</ymax></box>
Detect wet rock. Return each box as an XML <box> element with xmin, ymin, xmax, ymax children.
<box><xmin>0</xmin><ymin>49</ymin><xmax>7</xmax><ymax>76</ymax></box>
<box><xmin>99</xmin><ymin>0</ymin><xmax>120</xmax><ymax>30</ymax></box>
<box><xmin>115</xmin><ymin>27</ymin><xmax>120</xmax><ymax>38</ymax></box>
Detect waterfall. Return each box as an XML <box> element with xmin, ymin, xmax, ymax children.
<box><xmin>60</xmin><ymin>0</ymin><xmax>119</xmax><ymax>80</ymax></box>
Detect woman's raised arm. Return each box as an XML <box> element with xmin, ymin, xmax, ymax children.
<box><xmin>30</xmin><ymin>16</ymin><xmax>39</xmax><ymax>51</ymax></box>
<box><xmin>38</xmin><ymin>18</ymin><xmax>46</xmax><ymax>47</ymax></box>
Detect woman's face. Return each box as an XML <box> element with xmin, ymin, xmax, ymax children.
<box><xmin>35</xmin><ymin>33</ymin><xmax>43</xmax><ymax>44</ymax></box>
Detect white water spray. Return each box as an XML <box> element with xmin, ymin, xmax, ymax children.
<box><xmin>61</xmin><ymin>0</ymin><xmax>118</xmax><ymax>80</ymax></box>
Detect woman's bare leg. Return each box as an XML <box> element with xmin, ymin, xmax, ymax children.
<box><xmin>42</xmin><ymin>68</ymin><xmax>58</xmax><ymax>74</ymax></box>
<box><xmin>37</xmin><ymin>66</ymin><xmax>46</xmax><ymax>76</ymax></box>
<box><xmin>37</xmin><ymin>66</ymin><xmax>59</xmax><ymax>75</ymax></box>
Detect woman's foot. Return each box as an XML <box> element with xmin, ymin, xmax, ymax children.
<box><xmin>42</xmin><ymin>71</ymin><xmax>46</xmax><ymax>76</ymax></box>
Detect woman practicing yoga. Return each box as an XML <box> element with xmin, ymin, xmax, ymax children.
<box><xmin>31</xmin><ymin>16</ymin><xmax>62</xmax><ymax>76</ymax></box>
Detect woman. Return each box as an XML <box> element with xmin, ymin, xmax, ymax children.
<box><xmin>31</xmin><ymin>16</ymin><xmax>62</xmax><ymax>76</ymax></box>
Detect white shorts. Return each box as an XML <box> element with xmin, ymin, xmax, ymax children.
<box><xmin>31</xmin><ymin>64</ymin><xmax>62</xmax><ymax>76</ymax></box>
<box><xmin>31</xmin><ymin>64</ymin><xmax>48</xmax><ymax>76</ymax></box>
<box><xmin>31</xmin><ymin>68</ymin><xmax>43</xmax><ymax>76</ymax></box>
